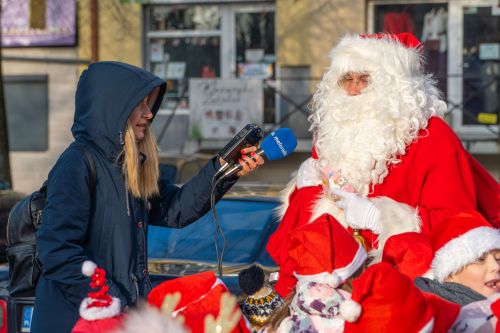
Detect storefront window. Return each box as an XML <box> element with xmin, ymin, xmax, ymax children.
<box><xmin>149</xmin><ymin>37</ymin><xmax>220</xmax><ymax>110</ymax></box>
<box><xmin>462</xmin><ymin>6</ymin><xmax>499</xmax><ymax>126</ymax></box>
<box><xmin>145</xmin><ymin>4</ymin><xmax>276</xmax><ymax>126</ymax></box>
<box><xmin>235</xmin><ymin>10</ymin><xmax>276</xmax><ymax>123</ymax></box>
<box><xmin>373</xmin><ymin>3</ymin><xmax>448</xmax><ymax>97</ymax></box>
<box><xmin>149</xmin><ymin>5</ymin><xmax>220</xmax><ymax>31</ymax></box>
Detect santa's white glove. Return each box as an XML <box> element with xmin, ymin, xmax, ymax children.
<box><xmin>331</xmin><ymin>188</ymin><xmax>382</xmax><ymax>234</ymax></box>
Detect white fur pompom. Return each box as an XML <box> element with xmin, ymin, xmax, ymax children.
<box><xmin>339</xmin><ymin>299</ymin><xmax>362</xmax><ymax>323</ymax></box>
<box><xmin>82</xmin><ymin>260</ymin><xmax>97</xmax><ymax>277</ymax></box>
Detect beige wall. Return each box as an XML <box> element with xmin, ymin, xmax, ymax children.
<box><xmin>3</xmin><ymin>50</ymin><xmax>79</xmax><ymax>193</ymax></box>
<box><xmin>276</xmin><ymin>0</ymin><xmax>365</xmax><ymax>79</ymax></box>
<box><xmin>78</xmin><ymin>0</ymin><xmax>142</xmax><ymax>69</ymax></box>
<box><xmin>4</xmin><ymin>0</ymin><xmax>143</xmax><ymax>193</ymax></box>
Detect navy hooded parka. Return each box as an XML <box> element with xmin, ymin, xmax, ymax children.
<box><xmin>31</xmin><ymin>62</ymin><xmax>236</xmax><ymax>333</ymax></box>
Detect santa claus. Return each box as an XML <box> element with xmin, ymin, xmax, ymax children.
<box><xmin>267</xmin><ymin>32</ymin><xmax>500</xmax><ymax>298</ymax></box>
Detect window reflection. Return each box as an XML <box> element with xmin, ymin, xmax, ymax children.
<box><xmin>374</xmin><ymin>4</ymin><xmax>448</xmax><ymax>97</ymax></box>
<box><xmin>150</xmin><ymin>5</ymin><xmax>220</xmax><ymax>31</ymax></box>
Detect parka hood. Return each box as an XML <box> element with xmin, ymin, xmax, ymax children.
<box><xmin>72</xmin><ymin>61</ymin><xmax>166</xmax><ymax>160</ymax></box>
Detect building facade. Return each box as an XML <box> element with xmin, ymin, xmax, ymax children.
<box><xmin>3</xmin><ymin>0</ymin><xmax>499</xmax><ymax>193</ymax></box>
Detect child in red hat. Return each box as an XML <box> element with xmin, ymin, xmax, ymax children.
<box><xmin>415</xmin><ymin>211</ymin><xmax>500</xmax><ymax>305</ymax></box>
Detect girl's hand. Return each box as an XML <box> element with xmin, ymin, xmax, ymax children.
<box><xmin>236</xmin><ymin>146</ymin><xmax>265</xmax><ymax>177</ymax></box>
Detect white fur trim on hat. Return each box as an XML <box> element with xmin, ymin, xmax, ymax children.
<box><xmin>79</xmin><ymin>297</ymin><xmax>121</xmax><ymax>321</ymax></box>
<box><xmin>368</xmin><ymin>197</ymin><xmax>421</xmax><ymax>264</ymax></box>
<box><xmin>328</xmin><ymin>34</ymin><xmax>422</xmax><ymax>82</ymax></box>
<box><xmin>294</xmin><ymin>272</ymin><xmax>343</xmax><ymax>288</ymax></box>
<box><xmin>418</xmin><ymin>318</ymin><xmax>434</xmax><ymax>333</ymax></box>
<box><xmin>339</xmin><ymin>299</ymin><xmax>361</xmax><ymax>322</ymax></box>
<box><xmin>82</xmin><ymin>260</ymin><xmax>97</xmax><ymax>277</ymax></box>
<box><xmin>432</xmin><ymin>227</ymin><xmax>500</xmax><ymax>282</ymax></box>
<box><xmin>334</xmin><ymin>245</ymin><xmax>367</xmax><ymax>281</ymax></box>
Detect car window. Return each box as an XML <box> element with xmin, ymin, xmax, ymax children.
<box><xmin>148</xmin><ymin>198</ymin><xmax>279</xmax><ymax>266</ymax></box>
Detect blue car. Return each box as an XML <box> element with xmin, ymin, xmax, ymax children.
<box><xmin>0</xmin><ymin>185</ymin><xmax>281</xmax><ymax>332</ymax></box>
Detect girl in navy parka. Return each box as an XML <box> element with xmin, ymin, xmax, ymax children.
<box><xmin>31</xmin><ymin>62</ymin><xmax>263</xmax><ymax>333</ymax></box>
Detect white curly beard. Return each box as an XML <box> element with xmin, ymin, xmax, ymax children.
<box><xmin>310</xmin><ymin>87</ymin><xmax>426</xmax><ymax>195</ymax></box>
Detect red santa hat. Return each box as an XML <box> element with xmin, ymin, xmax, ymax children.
<box><xmin>148</xmin><ymin>271</ymin><xmax>250</xmax><ymax>333</ymax></box>
<box><xmin>429</xmin><ymin>211</ymin><xmax>500</xmax><ymax>282</ymax></box>
<box><xmin>287</xmin><ymin>214</ymin><xmax>367</xmax><ymax>288</ymax></box>
<box><xmin>382</xmin><ymin>232</ymin><xmax>433</xmax><ymax>281</ymax></box>
<box><xmin>328</xmin><ymin>32</ymin><xmax>423</xmax><ymax>82</ymax></box>
<box><xmin>340</xmin><ymin>262</ymin><xmax>434</xmax><ymax>332</ymax></box>
<box><xmin>72</xmin><ymin>261</ymin><xmax>124</xmax><ymax>333</ymax></box>
<box><xmin>422</xmin><ymin>292</ymin><xmax>461</xmax><ymax>333</ymax></box>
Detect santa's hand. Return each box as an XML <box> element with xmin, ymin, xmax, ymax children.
<box><xmin>331</xmin><ymin>188</ymin><xmax>382</xmax><ymax>234</ymax></box>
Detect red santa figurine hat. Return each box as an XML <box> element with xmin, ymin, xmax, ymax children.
<box><xmin>72</xmin><ymin>261</ymin><xmax>124</xmax><ymax>333</ymax></box>
<box><xmin>340</xmin><ymin>262</ymin><xmax>434</xmax><ymax>333</ymax></box>
<box><xmin>148</xmin><ymin>271</ymin><xmax>250</xmax><ymax>333</ymax></box>
<box><xmin>428</xmin><ymin>211</ymin><xmax>500</xmax><ymax>283</ymax></box>
<box><xmin>287</xmin><ymin>214</ymin><xmax>367</xmax><ymax>287</ymax></box>
<box><xmin>382</xmin><ymin>232</ymin><xmax>433</xmax><ymax>281</ymax></box>
<box><xmin>79</xmin><ymin>261</ymin><xmax>121</xmax><ymax>320</ymax></box>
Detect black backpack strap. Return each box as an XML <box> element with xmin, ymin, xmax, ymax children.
<box><xmin>82</xmin><ymin>149</ymin><xmax>96</xmax><ymax>193</ymax></box>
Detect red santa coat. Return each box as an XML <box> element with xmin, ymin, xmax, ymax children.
<box><xmin>267</xmin><ymin>117</ymin><xmax>500</xmax><ymax>297</ymax></box>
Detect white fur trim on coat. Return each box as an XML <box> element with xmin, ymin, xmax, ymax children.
<box><xmin>310</xmin><ymin>195</ymin><xmax>347</xmax><ymax>227</ymax></box>
<box><xmin>275</xmin><ymin>178</ymin><xmax>297</xmax><ymax>220</ymax></box>
<box><xmin>431</xmin><ymin>227</ymin><xmax>500</xmax><ymax>282</ymax></box>
<box><xmin>296</xmin><ymin>157</ymin><xmax>322</xmax><ymax>189</ymax></box>
<box><xmin>79</xmin><ymin>297</ymin><xmax>121</xmax><ymax>320</ymax></box>
<box><xmin>368</xmin><ymin>197</ymin><xmax>421</xmax><ymax>264</ymax></box>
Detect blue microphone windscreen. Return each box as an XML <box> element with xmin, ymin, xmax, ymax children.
<box><xmin>260</xmin><ymin>128</ymin><xmax>298</xmax><ymax>161</ymax></box>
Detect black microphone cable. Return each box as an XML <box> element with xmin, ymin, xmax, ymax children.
<box><xmin>211</xmin><ymin>172</ymin><xmax>227</xmax><ymax>279</ymax></box>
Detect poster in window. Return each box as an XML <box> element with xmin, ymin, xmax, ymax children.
<box><xmin>150</xmin><ymin>43</ymin><xmax>164</xmax><ymax>62</ymax></box>
<box><xmin>189</xmin><ymin>79</ymin><xmax>263</xmax><ymax>139</ymax></box>
<box><xmin>1</xmin><ymin>0</ymin><xmax>76</xmax><ymax>47</ymax></box>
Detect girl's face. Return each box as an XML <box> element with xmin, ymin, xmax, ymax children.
<box><xmin>129</xmin><ymin>96</ymin><xmax>153</xmax><ymax>142</ymax></box>
<box><xmin>447</xmin><ymin>250</ymin><xmax>500</xmax><ymax>297</ymax></box>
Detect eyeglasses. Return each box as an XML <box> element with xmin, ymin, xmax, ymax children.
<box><xmin>337</xmin><ymin>73</ymin><xmax>371</xmax><ymax>90</ymax></box>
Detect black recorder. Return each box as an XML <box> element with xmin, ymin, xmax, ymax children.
<box><xmin>217</xmin><ymin>124</ymin><xmax>263</xmax><ymax>165</ymax></box>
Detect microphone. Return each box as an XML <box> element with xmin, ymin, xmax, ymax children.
<box><xmin>220</xmin><ymin>128</ymin><xmax>297</xmax><ymax>179</ymax></box>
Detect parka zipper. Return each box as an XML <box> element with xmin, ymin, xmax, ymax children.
<box><xmin>125</xmin><ymin>178</ymin><xmax>131</xmax><ymax>217</ymax></box>
<box><xmin>131</xmin><ymin>273</ymin><xmax>139</xmax><ymax>304</ymax></box>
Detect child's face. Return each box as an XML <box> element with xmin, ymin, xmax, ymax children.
<box><xmin>447</xmin><ymin>250</ymin><xmax>500</xmax><ymax>297</ymax></box>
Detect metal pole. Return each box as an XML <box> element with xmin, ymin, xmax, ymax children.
<box><xmin>0</xmin><ymin>6</ymin><xmax>12</xmax><ymax>189</ymax></box>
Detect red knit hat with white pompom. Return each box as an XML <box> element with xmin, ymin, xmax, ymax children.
<box><xmin>79</xmin><ymin>260</ymin><xmax>121</xmax><ymax>321</ymax></box>
<box><xmin>287</xmin><ymin>214</ymin><xmax>367</xmax><ymax>288</ymax></box>
<box><xmin>340</xmin><ymin>262</ymin><xmax>434</xmax><ymax>333</ymax></box>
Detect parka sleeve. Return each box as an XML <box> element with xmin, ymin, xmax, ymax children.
<box><xmin>36</xmin><ymin>149</ymin><xmax>125</xmax><ymax>304</ymax></box>
<box><xmin>148</xmin><ymin>157</ymin><xmax>238</xmax><ymax>228</ymax></box>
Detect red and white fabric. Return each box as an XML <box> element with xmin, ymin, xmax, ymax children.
<box><xmin>427</xmin><ymin>211</ymin><xmax>500</xmax><ymax>283</ymax></box>
<box><xmin>340</xmin><ymin>262</ymin><xmax>435</xmax><ymax>333</ymax></box>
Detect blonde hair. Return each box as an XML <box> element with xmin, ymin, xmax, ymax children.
<box><xmin>122</xmin><ymin>120</ymin><xmax>159</xmax><ymax>199</ymax></box>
